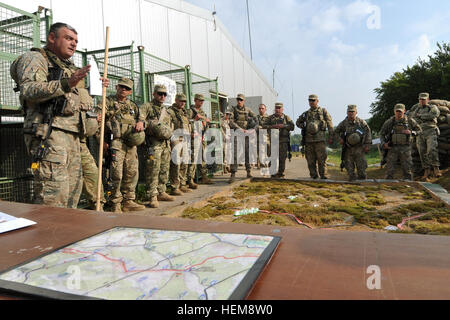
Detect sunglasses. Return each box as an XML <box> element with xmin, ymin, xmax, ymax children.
<box><xmin>157</xmin><ymin>92</ymin><xmax>167</xmax><ymax>97</ymax></box>
<box><xmin>237</xmin><ymin>98</ymin><xmax>244</xmax><ymax>101</ymax></box>
<box><xmin>308</xmin><ymin>99</ymin><xmax>317</xmax><ymax>102</ymax></box>
<box><xmin>119</xmin><ymin>85</ymin><xmax>131</xmax><ymax>91</ymax></box>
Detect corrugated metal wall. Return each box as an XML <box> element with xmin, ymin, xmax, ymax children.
<box><xmin>2</xmin><ymin>0</ymin><xmax>277</xmax><ymax>107</ymax></box>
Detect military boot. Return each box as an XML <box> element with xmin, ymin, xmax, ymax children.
<box><xmin>421</xmin><ymin>168</ymin><xmax>431</xmax><ymax>181</ymax></box>
<box><xmin>158</xmin><ymin>192</ymin><xmax>175</xmax><ymax>202</ymax></box>
<box><xmin>122</xmin><ymin>200</ymin><xmax>146</xmax><ymax>212</ymax></box>
<box><xmin>200</xmin><ymin>176</ymin><xmax>213</xmax><ymax>185</ymax></box>
<box><xmin>180</xmin><ymin>186</ymin><xmax>192</xmax><ymax>193</ymax></box>
<box><xmin>228</xmin><ymin>173</ymin><xmax>236</xmax><ymax>184</ymax></box>
<box><xmin>188</xmin><ymin>180</ymin><xmax>198</xmax><ymax>190</ymax></box>
<box><xmin>433</xmin><ymin>167</ymin><xmax>442</xmax><ymax>178</ymax></box>
<box><xmin>246</xmin><ymin>171</ymin><xmax>253</xmax><ymax>178</ymax></box>
<box><xmin>149</xmin><ymin>196</ymin><xmax>159</xmax><ymax>208</ymax></box>
<box><xmin>170</xmin><ymin>188</ymin><xmax>184</xmax><ymax>196</ymax></box>
<box><xmin>111</xmin><ymin>203</ymin><xmax>122</xmax><ymax>213</ymax></box>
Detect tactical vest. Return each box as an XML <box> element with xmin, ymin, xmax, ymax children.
<box><xmin>390</xmin><ymin>116</ymin><xmax>410</xmax><ymax>145</ymax></box>
<box><xmin>170</xmin><ymin>105</ymin><xmax>190</xmax><ymax>131</ymax></box>
<box><xmin>233</xmin><ymin>105</ymin><xmax>251</xmax><ymax>129</ymax></box>
<box><xmin>344</xmin><ymin>119</ymin><xmax>365</xmax><ymax>147</ymax></box>
<box><xmin>105</xmin><ymin>96</ymin><xmax>138</xmax><ymax>139</ymax></box>
<box><xmin>270</xmin><ymin>114</ymin><xmax>291</xmax><ymax>140</ymax></box>
<box><xmin>415</xmin><ymin>105</ymin><xmax>438</xmax><ymax>130</ymax></box>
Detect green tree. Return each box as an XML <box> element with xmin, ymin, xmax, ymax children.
<box><xmin>368</xmin><ymin>42</ymin><xmax>450</xmax><ymax>132</ymax></box>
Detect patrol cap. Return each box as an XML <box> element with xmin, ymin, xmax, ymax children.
<box><xmin>225</xmin><ymin>108</ymin><xmax>233</xmax><ymax>114</ymax></box>
<box><xmin>118</xmin><ymin>77</ymin><xmax>133</xmax><ymax>90</ymax></box>
<box><xmin>275</xmin><ymin>102</ymin><xmax>284</xmax><ymax>109</ymax></box>
<box><xmin>153</xmin><ymin>84</ymin><xmax>167</xmax><ymax>93</ymax></box>
<box><xmin>347</xmin><ymin>104</ymin><xmax>357</xmax><ymax>112</ymax></box>
<box><xmin>194</xmin><ymin>93</ymin><xmax>205</xmax><ymax>101</ymax></box>
<box><xmin>419</xmin><ymin>92</ymin><xmax>429</xmax><ymax>100</ymax></box>
<box><xmin>175</xmin><ymin>93</ymin><xmax>187</xmax><ymax>102</ymax></box>
<box><xmin>237</xmin><ymin>93</ymin><xmax>245</xmax><ymax>100</ymax></box>
<box><xmin>308</xmin><ymin>94</ymin><xmax>318</xmax><ymax>100</ymax></box>
<box><xmin>394</xmin><ymin>103</ymin><xmax>406</xmax><ymax>111</ymax></box>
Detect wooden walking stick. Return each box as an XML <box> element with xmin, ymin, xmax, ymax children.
<box><xmin>96</xmin><ymin>27</ymin><xmax>110</xmax><ymax>212</ymax></box>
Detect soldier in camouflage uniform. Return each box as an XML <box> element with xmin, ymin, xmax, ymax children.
<box><xmin>168</xmin><ymin>93</ymin><xmax>192</xmax><ymax>195</ymax></box>
<box><xmin>136</xmin><ymin>85</ymin><xmax>174</xmax><ymax>208</ymax></box>
<box><xmin>10</xmin><ymin>23</ymin><xmax>108</xmax><ymax>208</ymax></box>
<box><xmin>104</xmin><ymin>78</ymin><xmax>145</xmax><ymax>213</ymax></box>
<box><xmin>409</xmin><ymin>93</ymin><xmax>442</xmax><ymax>180</ymax></box>
<box><xmin>257</xmin><ymin>104</ymin><xmax>270</xmax><ymax>169</ymax></box>
<box><xmin>379</xmin><ymin>104</ymin><xmax>422</xmax><ymax>180</ymax></box>
<box><xmin>296</xmin><ymin>94</ymin><xmax>334</xmax><ymax>179</ymax></box>
<box><xmin>187</xmin><ymin>93</ymin><xmax>213</xmax><ymax>186</ymax></box>
<box><xmin>221</xmin><ymin>109</ymin><xmax>232</xmax><ymax>173</ymax></box>
<box><xmin>263</xmin><ymin>103</ymin><xmax>295</xmax><ymax>178</ymax></box>
<box><xmin>80</xmin><ymin>110</ymin><xmax>105</xmax><ymax>210</ymax></box>
<box><xmin>334</xmin><ymin>105</ymin><xmax>372</xmax><ymax>181</ymax></box>
<box><xmin>228</xmin><ymin>94</ymin><xmax>258</xmax><ymax>183</ymax></box>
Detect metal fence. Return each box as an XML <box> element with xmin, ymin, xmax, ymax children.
<box><xmin>0</xmin><ymin>2</ymin><xmax>222</xmax><ymax>203</ymax></box>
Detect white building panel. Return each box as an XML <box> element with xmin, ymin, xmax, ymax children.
<box><xmin>206</xmin><ymin>20</ymin><xmax>222</xmax><ymax>89</ymax></box>
<box><xmin>244</xmin><ymin>61</ymin><xmax>253</xmax><ymax>97</ymax></box>
<box><xmin>167</xmin><ymin>8</ymin><xmax>191</xmax><ymax>67</ymax></box>
<box><xmin>140</xmin><ymin>1</ymin><xmax>170</xmax><ymax>61</ymax></box>
<box><xmin>189</xmin><ymin>15</ymin><xmax>208</xmax><ymax>77</ymax></box>
<box><xmin>220</xmin><ymin>33</ymin><xmax>234</xmax><ymax>96</ymax></box>
<box><xmin>233</xmin><ymin>48</ymin><xmax>244</xmax><ymax>96</ymax></box>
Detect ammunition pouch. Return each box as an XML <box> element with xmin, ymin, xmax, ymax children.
<box><xmin>391</xmin><ymin>133</ymin><xmax>408</xmax><ymax>145</ymax></box>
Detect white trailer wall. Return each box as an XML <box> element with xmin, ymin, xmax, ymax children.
<box><xmin>3</xmin><ymin>0</ymin><xmax>277</xmax><ymax>107</ymax></box>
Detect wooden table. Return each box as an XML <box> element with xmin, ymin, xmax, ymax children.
<box><xmin>1</xmin><ymin>201</ymin><xmax>449</xmax><ymax>300</ymax></box>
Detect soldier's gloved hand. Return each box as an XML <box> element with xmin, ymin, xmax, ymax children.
<box><xmin>364</xmin><ymin>146</ymin><xmax>370</xmax><ymax>153</ymax></box>
<box><xmin>69</xmin><ymin>65</ymin><xmax>91</xmax><ymax>88</ymax></box>
<box><xmin>135</xmin><ymin>121</ymin><xmax>145</xmax><ymax>132</ymax></box>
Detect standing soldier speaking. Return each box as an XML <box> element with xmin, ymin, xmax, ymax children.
<box><xmin>257</xmin><ymin>104</ymin><xmax>270</xmax><ymax>169</ymax></box>
<box><xmin>228</xmin><ymin>93</ymin><xmax>258</xmax><ymax>183</ymax></box>
<box><xmin>136</xmin><ymin>85</ymin><xmax>174</xmax><ymax>208</ymax></box>
<box><xmin>379</xmin><ymin>104</ymin><xmax>421</xmax><ymax>181</ymax></box>
<box><xmin>104</xmin><ymin>77</ymin><xmax>145</xmax><ymax>213</ymax></box>
<box><xmin>334</xmin><ymin>105</ymin><xmax>372</xmax><ymax>181</ymax></box>
<box><xmin>10</xmin><ymin>22</ymin><xmax>108</xmax><ymax>208</ymax></box>
<box><xmin>410</xmin><ymin>93</ymin><xmax>441</xmax><ymax>180</ymax></box>
<box><xmin>263</xmin><ymin>103</ymin><xmax>295</xmax><ymax>178</ymax></box>
<box><xmin>296</xmin><ymin>94</ymin><xmax>333</xmax><ymax>179</ymax></box>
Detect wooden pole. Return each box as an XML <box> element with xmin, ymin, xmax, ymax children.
<box><xmin>96</xmin><ymin>26</ymin><xmax>110</xmax><ymax>212</ymax></box>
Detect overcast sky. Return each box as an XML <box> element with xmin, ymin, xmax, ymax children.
<box><xmin>185</xmin><ymin>0</ymin><xmax>450</xmax><ymax>128</ymax></box>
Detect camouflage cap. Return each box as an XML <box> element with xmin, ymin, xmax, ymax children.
<box><xmin>275</xmin><ymin>102</ymin><xmax>284</xmax><ymax>108</ymax></box>
<box><xmin>347</xmin><ymin>104</ymin><xmax>357</xmax><ymax>112</ymax></box>
<box><xmin>225</xmin><ymin>108</ymin><xmax>233</xmax><ymax>114</ymax></box>
<box><xmin>237</xmin><ymin>93</ymin><xmax>245</xmax><ymax>100</ymax></box>
<box><xmin>394</xmin><ymin>103</ymin><xmax>406</xmax><ymax>111</ymax></box>
<box><xmin>419</xmin><ymin>92</ymin><xmax>429</xmax><ymax>100</ymax></box>
<box><xmin>309</xmin><ymin>94</ymin><xmax>318</xmax><ymax>100</ymax></box>
<box><xmin>153</xmin><ymin>84</ymin><xmax>167</xmax><ymax>93</ymax></box>
<box><xmin>175</xmin><ymin>93</ymin><xmax>187</xmax><ymax>102</ymax></box>
<box><xmin>194</xmin><ymin>93</ymin><xmax>205</xmax><ymax>101</ymax></box>
<box><xmin>118</xmin><ymin>77</ymin><xmax>133</xmax><ymax>90</ymax></box>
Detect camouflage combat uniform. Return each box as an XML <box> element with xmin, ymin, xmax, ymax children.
<box><xmin>11</xmin><ymin>47</ymin><xmax>91</xmax><ymax>208</ymax></box>
<box><xmin>263</xmin><ymin>112</ymin><xmax>295</xmax><ymax>177</ymax></box>
<box><xmin>379</xmin><ymin>114</ymin><xmax>421</xmax><ymax>180</ymax></box>
<box><xmin>257</xmin><ymin>113</ymin><xmax>270</xmax><ymax>167</ymax></box>
<box><xmin>104</xmin><ymin>95</ymin><xmax>141</xmax><ymax>206</ymax></box>
<box><xmin>334</xmin><ymin>116</ymin><xmax>372</xmax><ymax>181</ymax></box>
<box><xmin>139</xmin><ymin>99</ymin><xmax>173</xmax><ymax>198</ymax></box>
<box><xmin>296</xmin><ymin>106</ymin><xmax>333</xmax><ymax>179</ymax></box>
<box><xmin>229</xmin><ymin>104</ymin><xmax>258</xmax><ymax>175</ymax></box>
<box><xmin>168</xmin><ymin>103</ymin><xmax>191</xmax><ymax>191</ymax></box>
<box><xmin>406</xmin><ymin>103</ymin><xmax>424</xmax><ymax>177</ymax></box>
<box><xmin>187</xmin><ymin>105</ymin><xmax>209</xmax><ymax>182</ymax></box>
<box><xmin>411</xmin><ymin>104</ymin><xmax>441</xmax><ymax>171</ymax></box>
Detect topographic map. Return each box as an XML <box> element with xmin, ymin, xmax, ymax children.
<box><xmin>0</xmin><ymin>227</ymin><xmax>279</xmax><ymax>300</ymax></box>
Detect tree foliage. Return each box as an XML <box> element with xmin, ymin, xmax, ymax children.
<box><xmin>368</xmin><ymin>42</ymin><xmax>450</xmax><ymax>132</ymax></box>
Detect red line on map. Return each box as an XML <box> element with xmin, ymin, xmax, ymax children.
<box><xmin>61</xmin><ymin>248</ymin><xmax>258</xmax><ymax>274</ymax></box>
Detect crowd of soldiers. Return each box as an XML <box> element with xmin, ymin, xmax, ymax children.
<box><xmin>9</xmin><ymin>22</ymin><xmax>445</xmax><ymax>213</ymax></box>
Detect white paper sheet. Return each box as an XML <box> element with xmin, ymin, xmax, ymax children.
<box><xmin>89</xmin><ymin>57</ymin><xmax>103</xmax><ymax>96</ymax></box>
<box><xmin>0</xmin><ymin>211</ymin><xmax>36</xmax><ymax>234</ymax></box>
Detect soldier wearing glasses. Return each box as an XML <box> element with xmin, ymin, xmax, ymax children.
<box><xmin>136</xmin><ymin>85</ymin><xmax>175</xmax><ymax>208</ymax></box>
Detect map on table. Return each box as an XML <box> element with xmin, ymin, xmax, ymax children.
<box><xmin>0</xmin><ymin>227</ymin><xmax>280</xmax><ymax>300</ymax></box>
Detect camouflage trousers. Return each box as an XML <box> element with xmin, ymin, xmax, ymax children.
<box><xmin>411</xmin><ymin>137</ymin><xmax>424</xmax><ymax>177</ymax></box>
<box><xmin>169</xmin><ymin>140</ymin><xmax>189</xmax><ymax>189</ymax></box>
<box><xmin>276</xmin><ymin>140</ymin><xmax>289</xmax><ymax>175</ymax></box>
<box><xmin>305</xmin><ymin>141</ymin><xmax>327</xmax><ymax>178</ymax></box>
<box><xmin>80</xmin><ymin>140</ymin><xmax>105</xmax><ymax>206</ymax></box>
<box><xmin>187</xmin><ymin>140</ymin><xmax>207</xmax><ymax>181</ymax></box>
<box><xmin>230</xmin><ymin>136</ymin><xmax>252</xmax><ymax>173</ymax></box>
<box><xmin>29</xmin><ymin>128</ymin><xmax>82</xmax><ymax>208</ymax></box>
<box><xmin>385</xmin><ymin>145</ymin><xmax>412</xmax><ymax>180</ymax></box>
<box><xmin>417</xmin><ymin>129</ymin><xmax>440</xmax><ymax>169</ymax></box>
<box><xmin>257</xmin><ymin>131</ymin><xmax>270</xmax><ymax>166</ymax></box>
<box><xmin>344</xmin><ymin>146</ymin><xmax>367</xmax><ymax>180</ymax></box>
<box><xmin>145</xmin><ymin>141</ymin><xmax>170</xmax><ymax>197</ymax></box>
<box><xmin>110</xmin><ymin>140</ymin><xmax>139</xmax><ymax>204</ymax></box>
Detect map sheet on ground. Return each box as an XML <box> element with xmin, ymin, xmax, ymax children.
<box><xmin>0</xmin><ymin>227</ymin><xmax>280</xmax><ymax>300</ymax></box>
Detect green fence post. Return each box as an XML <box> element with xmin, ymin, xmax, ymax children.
<box><xmin>137</xmin><ymin>46</ymin><xmax>148</xmax><ymax>103</ymax></box>
<box><xmin>185</xmin><ymin>65</ymin><xmax>192</xmax><ymax>107</ymax></box>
